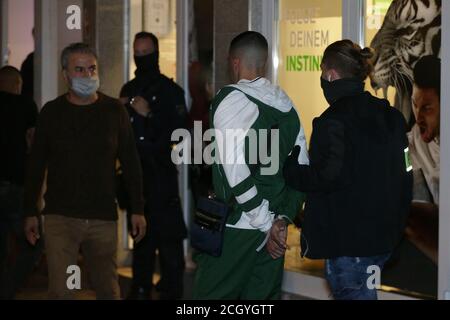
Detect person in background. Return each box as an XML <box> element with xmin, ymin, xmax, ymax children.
<box><xmin>0</xmin><ymin>66</ymin><xmax>39</xmax><ymax>299</ymax></box>
<box><xmin>24</xmin><ymin>43</ymin><xmax>146</xmax><ymax>299</ymax></box>
<box><xmin>188</xmin><ymin>61</ymin><xmax>214</xmax><ymax>207</ymax></box>
<box><xmin>188</xmin><ymin>61</ymin><xmax>212</xmax><ymax>131</ymax></box>
<box><xmin>120</xmin><ymin>32</ymin><xmax>187</xmax><ymax>300</ymax></box>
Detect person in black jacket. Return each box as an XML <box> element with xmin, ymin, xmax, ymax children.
<box><xmin>283</xmin><ymin>40</ymin><xmax>412</xmax><ymax>300</ymax></box>
<box><xmin>119</xmin><ymin>32</ymin><xmax>188</xmax><ymax>300</ymax></box>
<box><xmin>0</xmin><ymin>66</ymin><xmax>40</xmax><ymax>299</ymax></box>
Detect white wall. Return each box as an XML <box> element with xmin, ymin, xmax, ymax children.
<box><xmin>7</xmin><ymin>0</ymin><xmax>34</xmax><ymax>69</ymax></box>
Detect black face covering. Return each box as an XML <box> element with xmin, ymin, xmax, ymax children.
<box><xmin>134</xmin><ymin>51</ymin><xmax>160</xmax><ymax>78</ymax></box>
<box><xmin>320</xmin><ymin>77</ymin><xmax>365</xmax><ymax>105</ymax></box>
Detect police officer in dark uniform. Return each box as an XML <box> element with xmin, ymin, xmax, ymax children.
<box><xmin>119</xmin><ymin>32</ymin><xmax>187</xmax><ymax>300</ymax></box>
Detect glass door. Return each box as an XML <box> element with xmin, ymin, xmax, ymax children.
<box><xmin>275</xmin><ymin>0</ymin><xmax>343</xmax><ymax>286</ymax></box>
<box><xmin>365</xmin><ymin>0</ymin><xmax>441</xmax><ymax>299</ymax></box>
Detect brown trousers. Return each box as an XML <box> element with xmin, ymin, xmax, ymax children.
<box><xmin>44</xmin><ymin>214</ymin><xmax>120</xmax><ymax>299</ymax></box>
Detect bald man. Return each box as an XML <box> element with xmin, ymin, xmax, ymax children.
<box><xmin>0</xmin><ymin>66</ymin><xmax>39</xmax><ymax>299</ymax></box>
<box><xmin>192</xmin><ymin>31</ymin><xmax>308</xmax><ymax>299</ymax></box>
<box><xmin>0</xmin><ymin>66</ymin><xmax>22</xmax><ymax>93</ymax></box>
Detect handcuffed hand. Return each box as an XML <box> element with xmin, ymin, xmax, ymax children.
<box><xmin>266</xmin><ymin>219</ymin><xmax>289</xmax><ymax>259</ymax></box>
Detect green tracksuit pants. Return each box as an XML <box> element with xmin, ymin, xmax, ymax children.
<box><xmin>192</xmin><ymin>227</ymin><xmax>284</xmax><ymax>300</ymax></box>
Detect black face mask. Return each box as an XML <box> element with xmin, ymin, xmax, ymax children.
<box><xmin>320</xmin><ymin>77</ymin><xmax>365</xmax><ymax>105</ymax></box>
<box><xmin>134</xmin><ymin>51</ymin><xmax>160</xmax><ymax>77</ymax></box>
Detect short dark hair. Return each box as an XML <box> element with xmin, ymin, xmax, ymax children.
<box><xmin>134</xmin><ymin>32</ymin><xmax>159</xmax><ymax>51</ymax></box>
<box><xmin>61</xmin><ymin>43</ymin><xmax>98</xmax><ymax>70</ymax></box>
<box><xmin>413</xmin><ymin>55</ymin><xmax>440</xmax><ymax>98</ymax></box>
<box><xmin>322</xmin><ymin>40</ymin><xmax>373</xmax><ymax>81</ymax></box>
<box><xmin>229</xmin><ymin>31</ymin><xmax>268</xmax><ymax>70</ymax></box>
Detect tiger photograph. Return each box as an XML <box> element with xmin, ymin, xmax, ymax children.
<box><xmin>370</xmin><ymin>0</ymin><xmax>441</xmax><ymax>125</ymax></box>
<box><xmin>369</xmin><ymin>0</ymin><xmax>441</xmax><ymax>299</ymax></box>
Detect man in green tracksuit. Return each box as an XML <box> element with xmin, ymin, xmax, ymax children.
<box><xmin>192</xmin><ymin>31</ymin><xmax>308</xmax><ymax>299</ymax></box>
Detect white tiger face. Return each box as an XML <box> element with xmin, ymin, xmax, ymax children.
<box><xmin>370</xmin><ymin>0</ymin><xmax>441</xmax><ymax>93</ymax></box>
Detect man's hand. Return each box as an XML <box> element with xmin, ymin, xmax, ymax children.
<box><xmin>266</xmin><ymin>219</ymin><xmax>288</xmax><ymax>259</ymax></box>
<box><xmin>130</xmin><ymin>96</ymin><xmax>151</xmax><ymax>117</ymax></box>
<box><xmin>24</xmin><ymin>216</ymin><xmax>40</xmax><ymax>245</ymax></box>
<box><xmin>131</xmin><ymin>214</ymin><xmax>147</xmax><ymax>243</ymax></box>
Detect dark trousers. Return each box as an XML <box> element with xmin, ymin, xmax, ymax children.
<box><xmin>0</xmin><ymin>181</ymin><xmax>43</xmax><ymax>299</ymax></box>
<box><xmin>131</xmin><ymin>223</ymin><xmax>185</xmax><ymax>299</ymax></box>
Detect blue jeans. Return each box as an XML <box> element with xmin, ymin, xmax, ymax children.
<box><xmin>325</xmin><ymin>254</ymin><xmax>391</xmax><ymax>300</ymax></box>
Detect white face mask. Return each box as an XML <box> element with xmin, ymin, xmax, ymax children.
<box><xmin>70</xmin><ymin>76</ymin><xmax>100</xmax><ymax>98</ymax></box>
